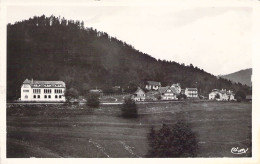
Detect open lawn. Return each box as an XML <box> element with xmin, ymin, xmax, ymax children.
<box><xmin>6</xmin><ymin>101</ymin><xmax>251</xmax><ymax>158</ymax></box>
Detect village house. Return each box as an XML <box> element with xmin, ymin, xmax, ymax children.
<box><xmin>171</xmin><ymin>83</ymin><xmax>181</xmax><ymax>95</ymax></box>
<box><xmin>158</xmin><ymin>86</ymin><xmax>177</xmax><ymax>100</ymax></box>
<box><xmin>185</xmin><ymin>88</ymin><xmax>198</xmax><ymax>98</ymax></box>
<box><xmin>132</xmin><ymin>87</ymin><xmax>146</xmax><ymax>101</ymax></box>
<box><xmin>145</xmin><ymin>81</ymin><xmax>161</xmax><ymax>91</ymax></box>
<box><xmin>209</xmin><ymin>89</ymin><xmax>235</xmax><ymax>101</ymax></box>
<box><xmin>20</xmin><ymin>78</ymin><xmax>66</xmax><ymax>102</ymax></box>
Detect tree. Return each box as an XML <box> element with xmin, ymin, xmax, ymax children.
<box><xmin>215</xmin><ymin>93</ymin><xmax>220</xmax><ymax>99</ymax></box>
<box><xmin>87</xmin><ymin>92</ymin><xmax>100</xmax><ymax>108</ymax></box>
<box><xmin>235</xmin><ymin>90</ymin><xmax>246</xmax><ymax>102</ymax></box>
<box><xmin>177</xmin><ymin>94</ymin><xmax>187</xmax><ymax>100</ymax></box>
<box><xmin>121</xmin><ymin>97</ymin><xmax>138</xmax><ymax>118</ymax></box>
<box><xmin>65</xmin><ymin>88</ymin><xmax>79</xmax><ymax>102</ymax></box>
<box><xmin>147</xmin><ymin>120</ymin><xmax>198</xmax><ymax>157</ymax></box>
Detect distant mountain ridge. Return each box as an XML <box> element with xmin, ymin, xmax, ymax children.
<box><xmin>220</xmin><ymin>68</ymin><xmax>252</xmax><ymax>87</ymax></box>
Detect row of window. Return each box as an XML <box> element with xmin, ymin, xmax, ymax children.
<box><xmin>44</xmin><ymin>89</ymin><xmax>52</xmax><ymax>93</ymax></box>
<box><xmin>54</xmin><ymin>89</ymin><xmax>63</xmax><ymax>93</ymax></box>
<box><xmin>33</xmin><ymin>89</ymin><xmax>41</xmax><ymax>93</ymax></box>
<box><xmin>33</xmin><ymin>95</ymin><xmax>63</xmax><ymax>99</ymax></box>
<box><xmin>24</xmin><ymin>89</ymin><xmax>63</xmax><ymax>94</ymax></box>
<box><xmin>33</xmin><ymin>84</ymin><xmax>62</xmax><ymax>87</ymax></box>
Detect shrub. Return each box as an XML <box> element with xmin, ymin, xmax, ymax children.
<box><xmin>215</xmin><ymin>93</ymin><xmax>220</xmax><ymax>99</ymax></box>
<box><xmin>121</xmin><ymin>97</ymin><xmax>138</xmax><ymax>118</ymax></box>
<box><xmin>235</xmin><ymin>90</ymin><xmax>246</xmax><ymax>102</ymax></box>
<box><xmin>65</xmin><ymin>88</ymin><xmax>79</xmax><ymax>102</ymax></box>
<box><xmin>177</xmin><ymin>94</ymin><xmax>187</xmax><ymax>100</ymax></box>
<box><xmin>147</xmin><ymin>120</ymin><xmax>198</xmax><ymax>157</ymax></box>
<box><xmin>87</xmin><ymin>92</ymin><xmax>100</xmax><ymax>108</ymax></box>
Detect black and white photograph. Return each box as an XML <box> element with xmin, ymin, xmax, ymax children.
<box><xmin>1</xmin><ymin>0</ymin><xmax>260</xmax><ymax>163</ymax></box>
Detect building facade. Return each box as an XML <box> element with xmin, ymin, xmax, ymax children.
<box><xmin>209</xmin><ymin>89</ymin><xmax>235</xmax><ymax>101</ymax></box>
<box><xmin>20</xmin><ymin>79</ymin><xmax>66</xmax><ymax>102</ymax></box>
<box><xmin>158</xmin><ymin>86</ymin><xmax>177</xmax><ymax>100</ymax></box>
<box><xmin>185</xmin><ymin>88</ymin><xmax>198</xmax><ymax>98</ymax></box>
<box><xmin>132</xmin><ymin>87</ymin><xmax>146</xmax><ymax>101</ymax></box>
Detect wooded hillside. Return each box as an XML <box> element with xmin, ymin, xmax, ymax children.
<box><xmin>7</xmin><ymin>15</ymin><xmax>251</xmax><ymax>100</ymax></box>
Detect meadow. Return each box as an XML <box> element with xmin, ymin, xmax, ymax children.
<box><xmin>6</xmin><ymin>101</ymin><xmax>251</xmax><ymax>158</ymax></box>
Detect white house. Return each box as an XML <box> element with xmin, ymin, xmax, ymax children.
<box><xmin>185</xmin><ymin>88</ymin><xmax>198</xmax><ymax>98</ymax></box>
<box><xmin>209</xmin><ymin>89</ymin><xmax>235</xmax><ymax>101</ymax></box>
<box><xmin>132</xmin><ymin>87</ymin><xmax>146</xmax><ymax>101</ymax></box>
<box><xmin>158</xmin><ymin>86</ymin><xmax>177</xmax><ymax>100</ymax></box>
<box><xmin>145</xmin><ymin>81</ymin><xmax>161</xmax><ymax>90</ymax></box>
<box><xmin>171</xmin><ymin>83</ymin><xmax>181</xmax><ymax>94</ymax></box>
<box><xmin>20</xmin><ymin>78</ymin><xmax>66</xmax><ymax>102</ymax></box>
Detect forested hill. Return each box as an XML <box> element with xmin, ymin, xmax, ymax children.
<box><xmin>7</xmin><ymin>15</ymin><xmax>251</xmax><ymax>100</ymax></box>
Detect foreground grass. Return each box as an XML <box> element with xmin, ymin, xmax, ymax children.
<box><xmin>7</xmin><ymin>102</ymin><xmax>251</xmax><ymax>158</ymax></box>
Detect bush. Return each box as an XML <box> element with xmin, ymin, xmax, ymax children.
<box><xmin>235</xmin><ymin>90</ymin><xmax>246</xmax><ymax>102</ymax></box>
<box><xmin>215</xmin><ymin>93</ymin><xmax>220</xmax><ymax>99</ymax></box>
<box><xmin>177</xmin><ymin>94</ymin><xmax>187</xmax><ymax>100</ymax></box>
<box><xmin>65</xmin><ymin>88</ymin><xmax>79</xmax><ymax>102</ymax></box>
<box><xmin>121</xmin><ymin>97</ymin><xmax>138</xmax><ymax>118</ymax></box>
<box><xmin>87</xmin><ymin>92</ymin><xmax>100</xmax><ymax>108</ymax></box>
<box><xmin>147</xmin><ymin>120</ymin><xmax>198</xmax><ymax>157</ymax></box>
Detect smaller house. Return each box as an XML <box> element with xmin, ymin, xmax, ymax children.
<box><xmin>132</xmin><ymin>87</ymin><xmax>146</xmax><ymax>101</ymax></box>
<box><xmin>171</xmin><ymin>83</ymin><xmax>181</xmax><ymax>94</ymax></box>
<box><xmin>158</xmin><ymin>86</ymin><xmax>177</xmax><ymax>100</ymax></box>
<box><xmin>145</xmin><ymin>81</ymin><xmax>161</xmax><ymax>91</ymax></box>
<box><xmin>185</xmin><ymin>88</ymin><xmax>198</xmax><ymax>98</ymax></box>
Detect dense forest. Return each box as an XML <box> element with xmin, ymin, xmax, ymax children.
<box><xmin>7</xmin><ymin>15</ymin><xmax>251</xmax><ymax>100</ymax></box>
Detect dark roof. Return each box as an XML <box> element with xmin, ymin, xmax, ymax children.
<box><xmin>134</xmin><ymin>87</ymin><xmax>145</xmax><ymax>94</ymax></box>
<box><xmin>23</xmin><ymin>79</ymin><xmax>65</xmax><ymax>88</ymax></box>
<box><xmin>186</xmin><ymin>88</ymin><xmax>198</xmax><ymax>91</ymax></box>
<box><xmin>146</xmin><ymin>81</ymin><xmax>161</xmax><ymax>86</ymax></box>
<box><xmin>159</xmin><ymin>86</ymin><xmax>176</xmax><ymax>93</ymax></box>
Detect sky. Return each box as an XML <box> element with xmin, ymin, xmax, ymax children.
<box><xmin>6</xmin><ymin>2</ymin><xmax>252</xmax><ymax>75</ymax></box>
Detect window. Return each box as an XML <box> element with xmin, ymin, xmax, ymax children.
<box><xmin>59</xmin><ymin>95</ymin><xmax>62</xmax><ymax>98</ymax></box>
<box><xmin>25</xmin><ymin>95</ymin><xmax>28</xmax><ymax>99</ymax></box>
<box><xmin>55</xmin><ymin>84</ymin><xmax>62</xmax><ymax>87</ymax></box>
<box><xmin>23</xmin><ymin>90</ymin><xmax>29</xmax><ymax>92</ymax></box>
<box><xmin>33</xmin><ymin>89</ymin><xmax>41</xmax><ymax>93</ymax></box>
<box><xmin>38</xmin><ymin>95</ymin><xmax>40</xmax><ymax>98</ymax></box>
<box><xmin>48</xmin><ymin>95</ymin><xmax>51</xmax><ymax>98</ymax></box>
<box><xmin>44</xmin><ymin>89</ymin><xmax>51</xmax><ymax>93</ymax></box>
<box><xmin>44</xmin><ymin>95</ymin><xmax>47</xmax><ymax>99</ymax></box>
<box><xmin>33</xmin><ymin>95</ymin><xmax>36</xmax><ymax>98</ymax></box>
<box><xmin>44</xmin><ymin>84</ymin><xmax>51</xmax><ymax>87</ymax></box>
<box><xmin>55</xmin><ymin>95</ymin><xmax>57</xmax><ymax>98</ymax></box>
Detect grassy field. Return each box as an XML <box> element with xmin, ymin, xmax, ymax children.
<box><xmin>7</xmin><ymin>101</ymin><xmax>251</xmax><ymax>158</ymax></box>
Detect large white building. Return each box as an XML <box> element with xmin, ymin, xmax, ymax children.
<box><xmin>185</xmin><ymin>88</ymin><xmax>198</xmax><ymax>98</ymax></box>
<box><xmin>20</xmin><ymin>79</ymin><xmax>66</xmax><ymax>102</ymax></box>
